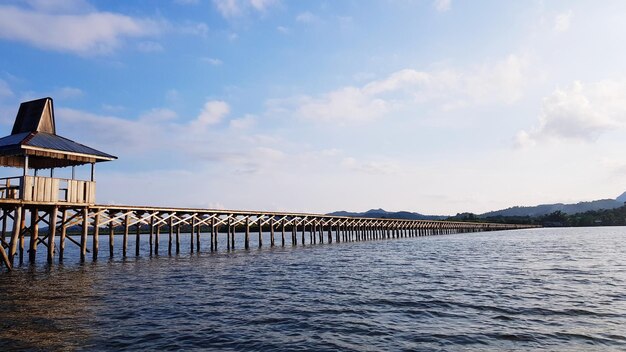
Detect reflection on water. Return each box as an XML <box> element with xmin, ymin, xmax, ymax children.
<box><xmin>1</xmin><ymin>227</ymin><xmax>626</xmax><ymax>351</ymax></box>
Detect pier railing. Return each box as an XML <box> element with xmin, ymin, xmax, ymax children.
<box><xmin>0</xmin><ymin>176</ymin><xmax>95</xmax><ymax>204</ymax></box>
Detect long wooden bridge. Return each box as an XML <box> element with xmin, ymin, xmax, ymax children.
<box><xmin>0</xmin><ymin>98</ymin><xmax>537</xmax><ymax>271</ymax></box>
<box><xmin>0</xmin><ymin>202</ymin><xmax>535</xmax><ymax>270</ymax></box>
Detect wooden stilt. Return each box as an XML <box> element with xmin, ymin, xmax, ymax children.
<box><xmin>209</xmin><ymin>217</ymin><xmax>214</xmax><ymax>251</ymax></box>
<box><xmin>231</xmin><ymin>220</ymin><xmax>235</xmax><ymax>249</ymax></box>
<box><xmin>227</xmin><ymin>218</ymin><xmax>231</xmax><ymax>250</ymax></box>
<box><xmin>168</xmin><ymin>216</ymin><xmax>173</xmax><ymax>255</ymax></box>
<box><xmin>59</xmin><ymin>209</ymin><xmax>66</xmax><ymax>262</ymax></box>
<box><xmin>155</xmin><ymin>224</ymin><xmax>161</xmax><ymax>255</ymax></box>
<box><xmin>149</xmin><ymin>215</ymin><xmax>154</xmax><ymax>256</ymax></box>
<box><xmin>196</xmin><ymin>220</ymin><xmax>200</xmax><ymax>253</ymax></box>
<box><xmin>176</xmin><ymin>223</ymin><xmax>181</xmax><ymax>254</ymax></box>
<box><xmin>135</xmin><ymin>222</ymin><xmax>140</xmax><ymax>256</ymax></box>
<box><xmin>258</xmin><ymin>218</ymin><xmax>262</xmax><ymax>248</ymax></box>
<box><xmin>80</xmin><ymin>208</ymin><xmax>88</xmax><ymax>262</ymax></box>
<box><xmin>18</xmin><ymin>208</ymin><xmax>25</xmax><ymax>265</ymax></box>
<box><xmin>245</xmin><ymin>217</ymin><xmax>250</xmax><ymax>250</ymax></box>
<box><xmin>190</xmin><ymin>216</ymin><xmax>195</xmax><ymax>254</ymax></box>
<box><xmin>28</xmin><ymin>208</ymin><xmax>38</xmax><ymax>263</ymax></box>
<box><xmin>123</xmin><ymin>213</ymin><xmax>129</xmax><ymax>257</ymax></box>
<box><xmin>108</xmin><ymin>213</ymin><xmax>114</xmax><ymax>258</ymax></box>
<box><xmin>0</xmin><ymin>243</ymin><xmax>10</xmax><ymax>270</ymax></box>
<box><xmin>47</xmin><ymin>207</ymin><xmax>58</xmax><ymax>264</ymax></box>
<box><xmin>270</xmin><ymin>218</ymin><xmax>275</xmax><ymax>247</ymax></box>
<box><xmin>9</xmin><ymin>206</ymin><xmax>22</xmax><ymax>265</ymax></box>
<box><xmin>92</xmin><ymin>211</ymin><xmax>100</xmax><ymax>261</ymax></box>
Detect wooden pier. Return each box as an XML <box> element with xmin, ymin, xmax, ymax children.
<box><xmin>0</xmin><ymin>202</ymin><xmax>536</xmax><ymax>270</ymax></box>
<box><xmin>0</xmin><ymin>98</ymin><xmax>538</xmax><ymax>271</ymax></box>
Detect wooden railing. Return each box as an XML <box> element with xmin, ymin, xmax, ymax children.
<box><xmin>0</xmin><ymin>176</ymin><xmax>95</xmax><ymax>204</ymax></box>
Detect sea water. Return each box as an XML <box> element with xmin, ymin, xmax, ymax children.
<box><xmin>1</xmin><ymin>227</ymin><xmax>625</xmax><ymax>351</ymax></box>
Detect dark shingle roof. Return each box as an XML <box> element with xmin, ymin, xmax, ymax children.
<box><xmin>0</xmin><ymin>131</ymin><xmax>116</xmax><ymax>160</ymax></box>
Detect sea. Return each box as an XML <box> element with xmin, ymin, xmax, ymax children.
<box><xmin>1</xmin><ymin>226</ymin><xmax>625</xmax><ymax>351</ymax></box>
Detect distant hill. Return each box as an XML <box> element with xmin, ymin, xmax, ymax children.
<box><xmin>480</xmin><ymin>198</ymin><xmax>625</xmax><ymax>218</ymax></box>
<box><xmin>327</xmin><ymin>208</ymin><xmax>446</xmax><ymax>220</ymax></box>
<box><xmin>331</xmin><ymin>192</ymin><xmax>626</xmax><ymax>221</ymax></box>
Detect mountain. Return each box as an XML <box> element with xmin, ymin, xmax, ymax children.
<box><xmin>327</xmin><ymin>208</ymin><xmax>446</xmax><ymax>220</ymax></box>
<box><xmin>480</xmin><ymin>198</ymin><xmax>626</xmax><ymax>218</ymax></box>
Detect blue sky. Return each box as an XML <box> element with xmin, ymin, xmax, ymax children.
<box><xmin>1</xmin><ymin>0</ymin><xmax>625</xmax><ymax>214</ymax></box>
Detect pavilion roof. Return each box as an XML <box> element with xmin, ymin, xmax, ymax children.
<box><xmin>0</xmin><ymin>97</ymin><xmax>117</xmax><ymax>169</ymax></box>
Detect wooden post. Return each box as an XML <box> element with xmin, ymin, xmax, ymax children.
<box><xmin>209</xmin><ymin>217</ymin><xmax>214</xmax><ymax>251</ymax></box>
<box><xmin>80</xmin><ymin>208</ymin><xmax>88</xmax><ymax>262</ymax></box>
<box><xmin>46</xmin><ymin>207</ymin><xmax>58</xmax><ymax>264</ymax></box>
<box><xmin>270</xmin><ymin>218</ymin><xmax>275</xmax><ymax>247</ymax></box>
<box><xmin>28</xmin><ymin>208</ymin><xmax>39</xmax><ymax>263</ymax></box>
<box><xmin>123</xmin><ymin>213</ymin><xmax>129</xmax><ymax>257</ymax></box>
<box><xmin>258</xmin><ymin>218</ymin><xmax>262</xmax><ymax>248</ymax></box>
<box><xmin>301</xmin><ymin>222</ymin><xmax>305</xmax><ymax>246</ymax></box>
<box><xmin>176</xmin><ymin>223</ymin><xmax>181</xmax><ymax>254</ymax></box>
<box><xmin>155</xmin><ymin>224</ymin><xmax>161</xmax><ymax>255</ymax></box>
<box><xmin>92</xmin><ymin>211</ymin><xmax>100</xmax><ymax>261</ymax></box>
<box><xmin>231</xmin><ymin>219</ymin><xmax>235</xmax><ymax>249</ymax></box>
<box><xmin>212</xmin><ymin>221</ymin><xmax>217</xmax><ymax>251</ymax></box>
<box><xmin>59</xmin><ymin>209</ymin><xmax>67</xmax><ymax>261</ymax></box>
<box><xmin>227</xmin><ymin>218</ymin><xmax>231</xmax><ymax>250</ymax></box>
<box><xmin>0</xmin><ymin>242</ymin><xmax>10</xmax><ymax>270</ymax></box>
<box><xmin>292</xmin><ymin>222</ymin><xmax>296</xmax><ymax>246</ymax></box>
<box><xmin>196</xmin><ymin>219</ymin><xmax>201</xmax><ymax>253</ymax></box>
<box><xmin>328</xmin><ymin>226</ymin><xmax>332</xmax><ymax>244</ymax></box>
<box><xmin>135</xmin><ymin>221</ymin><xmax>140</xmax><ymax>257</ymax></box>
<box><xmin>168</xmin><ymin>216</ymin><xmax>173</xmax><ymax>255</ymax></box>
<box><xmin>1</xmin><ymin>211</ymin><xmax>7</xmax><ymax>244</ymax></box>
<box><xmin>9</xmin><ymin>206</ymin><xmax>22</xmax><ymax>266</ymax></box>
<box><xmin>190</xmin><ymin>216</ymin><xmax>195</xmax><ymax>254</ymax></box>
<box><xmin>245</xmin><ymin>217</ymin><xmax>250</xmax><ymax>250</ymax></box>
<box><xmin>108</xmin><ymin>213</ymin><xmax>114</xmax><ymax>258</ymax></box>
<box><xmin>149</xmin><ymin>215</ymin><xmax>154</xmax><ymax>256</ymax></box>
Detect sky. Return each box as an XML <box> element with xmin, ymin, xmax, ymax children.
<box><xmin>0</xmin><ymin>0</ymin><xmax>625</xmax><ymax>215</ymax></box>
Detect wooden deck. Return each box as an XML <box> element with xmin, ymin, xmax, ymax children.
<box><xmin>0</xmin><ymin>201</ymin><xmax>539</xmax><ymax>271</ymax></box>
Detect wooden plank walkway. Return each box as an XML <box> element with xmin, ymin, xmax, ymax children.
<box><xmin>0</xmin><ymin>202</ymin><xmax>538</xmax><ymax>271</ymax></box>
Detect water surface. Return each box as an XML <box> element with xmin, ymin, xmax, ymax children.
<box><xmin>1</xmin><ymin>227</ymin><xmax>625</xmax><ymax>351</ymax></box>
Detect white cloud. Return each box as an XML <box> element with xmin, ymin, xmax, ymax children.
<box><xmin>271</xmin><ymin>54</ymin><xmax>528</xmax><ymax>123</ymax></box>
<box><xmin>341</xmin><ymin>157</ymin><xmax>401</xmax><ymax>175</ymax></box>
<box><xmin>26</xmin><ymin>0</ymin><xmax>94</xmax><ymax>14</ymax></box>
<box><xmin>178</xmin><ymin>22</ymin><xmax>209</xmax><ymax>37</ymax></box>
<box><xmin>554</xmin><ymin>10</ymin><xmax>572</xmax><ymax>32</ymax></box>
<box><xmin>201</xmin><ymin>57</ymin><xmax>223</xmax><ymax>65</ymax></box>
<box><xmin>296</xmin><ymin>11</ymin><xmax>319</xmax><ymax>24</ymax></box>
<box><xmin>0</xmin><ymin>5</ymin><xmax>160</xmax><ymax>55</ymax></box>
<box><xmin>229</xmin><ymin>114</ymin><xmax>256</xmax><ymax>129</ymax></box>
<box><xmin>213</xmin><ymin>0</ymin><xmax>278</xmax><ymax>19</ymax></box>
<box><xmin>250</xmin><ymin>0</ymin><xmax>277</xmax><ymax>12</ymax></box>
<box><xmin>0</xmin><ymin>79</ymin><xmax>15</xmax><ymax>99</ymax></box>
<box><xmin>213</xmin><ymin>0</ymin><xmax>241</xmax><ymax>18</ymax></box>
<box><xmin>518</xmin><ymin>80</ymin><xmax>626</xmax><ymax>145</ymax></box>
<box><xmin>55</xmin><ymin>86</ymin><xmax>84</xmax><ymax>99</ymax></box>
<box><xmin>277</xmin><ymin>26</ymin><xmax>290</xmax><ymax>34</ymax></box>
<box><xmin>193</xmin><ymin>100</ymin><xmax>230</xmax><ymax>128</ymax></box>
<box><xmin>140</xmin><ymin>108</ymin><xmax>178</xmax><ymax>122</ymax></box>
<box><xmin>434</xmin><ymin>0</ymin><xmax>451</xmax><ymax>12</ymax></box>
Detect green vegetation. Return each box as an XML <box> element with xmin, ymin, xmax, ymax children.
<box><xmin>448</xmin><ymin>205</ymin><xmax>626</xmax><ymax>227</ymax></box>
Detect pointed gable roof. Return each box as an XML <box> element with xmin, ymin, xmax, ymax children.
<box><xmin>0</xmin><ymin>98</ymin><xmax>116</xmax><ymax>169</ymax></box>
<box><xmin>11</xmin><ymin>97</ymin><xmax>56</xmax><ymax>135</ymax></box>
